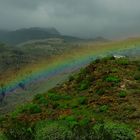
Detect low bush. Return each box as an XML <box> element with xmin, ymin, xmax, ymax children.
<box><xmin>0</xmin><ymin>132</ymin><xmax>7</xmax><ymax>140</ymax></box>
<box><xmin>5</xmin><ymin>120</ymin><xmax>33</xmax><ymax>140</ymax></box>
<box><xmin>35</xmin><ymin>121</ymin><xmax>73</xmax><ymax>140</ymax></box>
<box><xmin>116</xmin><ymin>58</ymin><xmax>129</xmax><ymax>65</ymax></box>
<box><xmin>104</xmin><ymin>75</ymin><xmax>121</xmax><ymax>83</ymax></box>
<box><xmin>22</xmin><ymin>103</ymin><xmax>41</xmax><ymax>114</ymax></box>
<box><xmin>102</xmin><ymin>56</ymin><xmax>115</xmax><ymax>62</ymax></box>
<box><xmin>10</xmin><ymin>103</ymin><xmax>41</xmax><ymax>118</ymax></box>
<box><xmin>134</xmin><ymin>71</ymin><xmax>140</xmax><ymax>81</ymax></box>
<box><xmin>77</xmin><ymin>96</ymin><xmax>87</xmax><ymax>105</ymax></box>
<box><xmin>92</xmin><ymin>122</ymin><xmax>136</xmax><ymax>140</ymax></box>
<box><xmin>119</xmin><ymin>91</ymin><xmax>127</xmax><ymax>98</ymax></box>
<box><xmin>48</xmin><ymin>93</ymin><xmax>72</xmax><ymax>101</ymax></box>
<box><xmin>69</xmin><ymin>97</ymin><xmax>87</xmax><ymax>108</ymax></box>
<box><xmin>33</xmin><ymin>94</ymin><xmax>48</xmax><ymax>106</ymax></box>
<box><xmin>99</xmin><ymin>105</ymin><xmax>108</xmax><ymax>112</ymax></box>
<box><xmin>68</xmin><ymin>75</ymin><xmax>75</xmax><ymax>81</ymax></box>
<box><xmin>78</xmin><ymin>80</ymin><xmax>90</xmax><ymax>91</ymax></box>
<box><xmin>96</xmin><ymin>89</ymin><xmax>105</xmax><ymax>95</ymax></box>
<box><xmin>79</xmin><ymin>117</ymin><xmax>90</xmax><ymax>126</ymax></box>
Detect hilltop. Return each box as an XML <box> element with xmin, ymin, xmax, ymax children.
<box><xmin>0</xmin><ymin>27</ymin><xmax>61</xmax><ymax>45</ymax></box>
<box><xmin>0</xmin><ymin>27</ymin><xmax>83</xmax><ymax>45</ymax></box>
<box><xmin>0</xmin><ymin>27</ymin><xmax>108</xmax><ymax>45</ymax></box>
<box><xmin>0</xmin><ymin>56</ymin><xmax>140</xmax><ymax>140</ymax></box>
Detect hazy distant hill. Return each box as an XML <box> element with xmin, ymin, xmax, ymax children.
<box><xmin>0</xmin><ymin>27</ymin><xmax>61</xmax><ymax>45</ymax></box>
<box><xmin>87</xmin><ymin>36</ymin><xmax>109</xmax><ymax>42</ymax></box>
<box><xmin>0</xmin><ymin>27</ymin><xmax>108</xmax><ymax>45</ymax></box>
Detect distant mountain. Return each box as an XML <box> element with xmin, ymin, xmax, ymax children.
<box><xmin>0</xmin><ymin>27</ymin><xmax>61</xmax><ymax>45</ymax></box>
<box><xmin>87</xmin><ymin>36</ymin><xmax>109</xmax><ymax>42</ymax></box>
<box><xmin>0</xmin><ymin>27</ymin><xmax>109</xmax><ymax>45</ymax></box>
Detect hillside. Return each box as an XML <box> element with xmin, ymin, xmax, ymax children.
<box><xmin>0</xmin><ymin>40</ymin><xmax>80</xmax><ymax>107</ymax></box>
<box><xmin>0</xmin><ymin>56</ymin><xmax>140</xmax><ymax>140</ymax></box>
<box><xmin>0</xmin><ymin>27</ymin><xmax>60</xmax><ymax>44</ymax></box>
<box><xmin>0</xmin><ymin>27</ymin><xmax>85</xmax><ymax>45</ymax></box>
<box><xmin>0</xmin><ymin>27</ymin><xmax>61</xmax><ymax>45</ymax></box>
<box><xmin>0</xmin><ymin>27</ymin><xmax>109</xmax><ymax>45</ymax></box>
<box><xmin>0</xmin><ymin>39</ymin><xmax>80</xmax><ymax>81</ymax></box>
<box><xmin>0</xmin><ymin>38</ymin><xmax>140</xmax><ymax>115</ymax></box>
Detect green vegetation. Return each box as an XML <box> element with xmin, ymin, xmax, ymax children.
<box><xmin>99</xmin><ymin>105</ymin><xmax>109</xmax><ymax>112</ymax></box>
<box><xmin>116</xmin><ymin>58</ymin><xmax>129</xmax><ymax>65</ymax></box>
<box><xmin>104</xmin><ymin>75</ymin><xmax>121</xmax><ymax>83</ymax></box>
<box><xmin>134</xmin><ymin>71</ymin><xmax>140</xmax><ymax>81</ymax></box>
<box><xmin>0</xmin><ymin>132</ymin><xmax>7</xmax><ymax>140</ymax></box>
<box><xmin>0</xmin><ymin>56</ymin><xmax>140</xmax><ymax>139</ymax></box>
<box><xmin>0</xmin><ymin>40</ymin><xmax>83</xmax><ymax>113</ymax></box>
<box><xmin>35</xmin><ymin>121</ymin><xmax>73</xmax><ymax>140</ymax></box>
<box><xmin>96</xmin><ymin>89</ymin><xmax>105</xmax><ymax>95</ymax></box>
<box><xmin>10</xmin><ymin>103</ymin><xmax>42</xmax><ymax>118</ymax></box>
<box><xmin>119</xmin><ymin>91</ymin><xmax>127</xmax><ymax>98</ymax></box>
<box><xmin>92</xmin><ymin>122</ymin><xmax>135</xmax><ymax>140</ymax></box>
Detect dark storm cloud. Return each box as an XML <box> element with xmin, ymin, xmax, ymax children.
<box><xmin>0</xmin><ymin>0</ymin><xmax>140</xmax><ymax>38</ymax></box>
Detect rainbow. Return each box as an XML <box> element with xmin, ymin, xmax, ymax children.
<box><xmin>1</xmin><ymin>40</ymin><xmax>140</xmax><ymax>95</ymax></box>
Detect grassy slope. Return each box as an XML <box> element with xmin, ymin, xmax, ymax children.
<box><xmin>0</xmin><ymin>39</ymin><xmax>81</xmax><ymax>85</ymax></box>
<box><xmin>0</xmin><ymin>39</ymin><xmax>83</xmax><ymax>114</ymax></box>
<box><xmin>0</xmin><ymin>38</ymin><xmax>140</xmax><ymax>116</ymax></box>
<box><xmin>0</xmin><ymin>56</ymin><xmax>140</xmax><ymax>139</ymax></box>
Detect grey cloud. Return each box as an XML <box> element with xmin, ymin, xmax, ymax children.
<box><xmin>0</xmin><ymin>0</ymin><xmax>140</xmax><ymax>38</ymax></box>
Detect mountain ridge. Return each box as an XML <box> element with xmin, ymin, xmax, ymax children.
<box><xmin>0</xmin><ymin>27</ymin><xmax>61</xmax><ymax>45</ymax></box>
<box><xmin>0</xmin><ymin>27</ymin><xmax>108</xmax><ymax>45</ymax></box>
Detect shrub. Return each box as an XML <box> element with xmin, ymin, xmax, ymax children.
<box><xmin>102</xmin><ymin>56</ymin><xmax>115</xmax><ymax>62</ymax></box>
<box><xmin>68</xmin><ymin>75</ymin><xmax>75</xmax><ymax>81</ymax></box>
<box><xmin>96</xmin><ymin>89</ymin><xmax>105</xmax><ymax>95</ymax></box>
<box><xmin>23</xmin><ymin>103</ymin><xmax>41</xmax><ymax>114</ymax></box>
<box><xmin>111</xmin><ymin>68</ymin><xmax>119</xmax><ymax>73</ymax></box>
<box><xmin>78</xmin><ymin>80</ymin><xmax>90</xmax><ymax>91</ymax></box>
<box><xmin>134</xmin><ymin>72</ymin><xmax>140</xmax><ymax>80</ymax></box>
<box><xmin>79</xmin><ymin>68</ymin><xmax>87</xmax><ymax>75</ymax></box>
<box><xmin>119</xmin><ymin>91</ymin><xmax>127</xmax><ymax>98</ymax></box>
<box><xmin>48</xmin><ymin>93</ymin><xmax>62</xmax><ymax>101</ymax></box>
<box><xmin>58</xmin><ymin>102</ymin><xmax>69</xmax><ymax>109</ymax></box>
<box><xmin>64</xmin><ymin>116</ymin><xmax>77</xmax><ymax>122</ymax></box>
<box><xmin>35</xmin><ymin>121</ymin><xmax>73</xmax><ymax>140</ymax></box>
<box><xmin>77</xmin><ymin>96</ymin><xmax>87</xmax><ymax>105</ymax></box>
<box><xmin>48</xmin><ymin>93</ymin><xmax>71</xmax><ymax>101</ymax></box>
<box><xmin>99</xmin><ymin>105</ymin><xmax>108</xmax><ymax>112</ymax></box>
<box><xmin>69</xmin><ymin>100</ymin><xmax>79</xmax><ymax>108</ymax></box>
<box><xmin>117</xmin><ymin>59</ymin><xmax>129</xmax><ymax>65</ymax></box>
<box><xmin>33</xmin><ymin>94</ymin><xmax>48</xmax><ymax>106</ymax></box>
<box><xmin>19</xmin><ymin>103</ymin><xmax>41</xmax><ymax>114</ymax></box>
<box><xmin>58</xmin><ymin>115</ymin><xmax>78</xmax><ymax>129</ymax></box>
<box><xmin>71</xmin><ymin>124</ymin><xmax>92</xmax><ymax>139</ymax></box>
<box><xmin>6</xmin><ymin>120</ymin><xmax>33</xmax><ymax>140</ymax></box>
<box><xmin>0</xmin><ymin>132</ymin><xmax>7</xmax><ymax>140</ymax></box>
<box><xmin>75</xmin><ymin>74</ymin><xmax>84</xmax><ymax>83</ymax></box>
<box><xmin>79</xmin><ymin>117</ymin><xmax>90</xmax><ymax>126</ymax></box>
<box><xmin>69</xmin><ymin>97</ymin><xmax>87</xmax><ymax>108</ymax></box>
<box><xmin>104</xmin><ymin>75</ymin><xmax>121</xmax><ymax>83</ymax></box>
<box><xmin>10</xmin><ymin>103</ymin><xmax>41</xmax><ymax>118</ymax></box>
<box><xmin>93</xmin><ymin>59</ymin><xmax>101</xmax><ymax>64</ymax></box>
<box><xmin>86</xmin><ymin>74</ymin><xmax>95</xmax><ymax>82</ymax></box>
<box><xmin>92</xmin><ymin>122</ymin><xmax>136</xmax><ymax>140</ymax></box>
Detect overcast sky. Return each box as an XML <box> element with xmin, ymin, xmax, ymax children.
<box><xmin>0</xmin><ymin>0</ymin><xmax>140</xmax><ymax>39</ymax></box>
